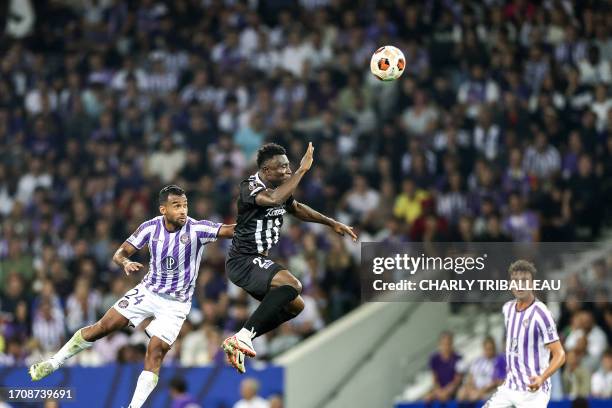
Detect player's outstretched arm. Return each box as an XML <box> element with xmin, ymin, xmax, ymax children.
<box><xmin>112</xmin><ymin>242</ymin><xmax>144</xmax><ymax>276</ymax></box>
<box><xmin>287</xmin><ymin>200</ymin><xmax>358</xmax><ymax>242</ymax></box>
<box><xmin>528</xmin><ymin>340</ymin><xmax>565</xmax><ymax>392</ymax></box>
<box><xmin>255</xmin><ymin>142</ymin><xmax>314</xmax><ymax>207</ymax></box>
<box><xmin>217</xmin><ymin>223</ymin><xmax>236</xmax><ymax>238</ymax></box>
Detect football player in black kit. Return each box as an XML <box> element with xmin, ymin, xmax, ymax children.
<box><xmin>222</xmin><ymin>142</ymin><xmax>357</xmax><ymax>373</ymax></box>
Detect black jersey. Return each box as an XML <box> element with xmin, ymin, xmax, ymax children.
<box><xmin>230</xmin><ymin>173</ymin><xmax>294</xmax><ymax>255</ymax></box>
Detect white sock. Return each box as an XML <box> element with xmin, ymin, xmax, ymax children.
<box><xmin>128</xmin><ymin>371</ymin><xmax>158</xmax><ymax>408</ymax></box>
<box><xmin>237</xmin><ymin>327</ymin><xmax>255</xmax><ymax>341</ymax></box>
<box><xmin>50</xmin><ymin>329</ymin><xmax>93</xmax><ymax>369</ymax></box>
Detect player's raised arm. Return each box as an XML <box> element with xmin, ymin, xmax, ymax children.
<box><xmin>287</xmin><ymin>200</ymin><xmax>358</xmax><ymax>242</ymax></box>
<box><xmin>255</xmin><ymin>142</ymin><xmax>314</xmax><ymax>207</ymax></box>
<box><xmin>113</xmin><ymin>242</ymin><xmax>144</xmax><ymax>276</ymax></box>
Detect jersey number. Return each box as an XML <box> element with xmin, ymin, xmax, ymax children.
<box><xmin>253</xmin><ymin>257</ymin><xmax>274</xmax><ymax>269</ymax></box>
<box><xmin>124</xmin><ymin>288</ymin><xmax>145</xmax><ymax>305</ymax></box>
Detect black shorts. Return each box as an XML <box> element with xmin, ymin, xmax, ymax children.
<box><xmin>226</xmin><ymin>251</ymin><xmax>286</xmax><ymax>301</ymax></box>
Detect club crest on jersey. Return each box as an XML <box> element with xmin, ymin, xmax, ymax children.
<box><xmin>266</xmin><ymin>207</ymin><xmax>286</xmax><ymax>217</ymax></box>
<box><xmin>162</xmin><ymin>255</ymin><xmax>178</xmax><ymax>271</ymax></box>
<box><xmin>180</xmin><ymin>234</ymin><xmax>190</xmax><ymax>245</ymax></box>
<box><xmin>118</xmin><ymin>299</ymin><xmax>129</xmax><ymax>308</ymax></box>
<box><xmin>522</xmin><ymin>318</ymin><xmax>531</xmax><ymax>328</ymax></box>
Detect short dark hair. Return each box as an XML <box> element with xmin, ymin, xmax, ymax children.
<box><xmin>508</xmin><ymin>259</ymin><xmax>537</xmax><ymax>279</ymax></box>
<box><xmin>169</xmin><ymin>376</ymin><xmax>187</xmax><ymax>393</ymax></box>
<box><xmin>159</xmin><ymin>185</ymin><xmax>185</xmax><ymax>204</ymax></box>
<box><xmin>257</xmin><ymin>143</ymin><xmax>286</xmax><ymax>169</ymax></box>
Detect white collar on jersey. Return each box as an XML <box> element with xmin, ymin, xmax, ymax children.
<box><xmin>254</xmin><ymin>172</ymin><xmax>268</xmax><ymax>189</ymax></box>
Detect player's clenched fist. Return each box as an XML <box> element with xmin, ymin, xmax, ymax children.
<box><xmin>123</xmin><ymin>261</ymin><xmax>143</xmax><ymax>276</ymax></box>
<box><xmin>299</xmin><ymin>142</ymin><xmax>314</xmax><ymax>171</ymax></box>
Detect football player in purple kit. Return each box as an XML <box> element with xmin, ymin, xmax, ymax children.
<box><xmin>30</xmin><ymin>185</ymin><xmax>235</xmax><ymax>408</ymax></box>
<box><xmin>484</xmin><ymin>260</ymin><xmax>566</xmax><ymax>408</ymax></box>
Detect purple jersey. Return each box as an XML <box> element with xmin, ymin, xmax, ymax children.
<box><xmin>502</xmin><ymin>299</ymin><xmax>559</xmax><ymax>393</ymax></box>
<box><xmin>469</xmin><ymin>354</ymin><xmax>506</xmax><ymax>389</ymax></box>
<box><xmin>429</xmin><ymin>352</ymin><xmax>462</xmax><ymax>387</ymax></box>
<box><xmin>126</xmin><ymin>216</ymin><xmax>221</xmax><ymax>302</ymax></box>
<box><xmin>171</xmin><ymin>395</ymin><xmax>201</xmax><ymax>408</ymax></box>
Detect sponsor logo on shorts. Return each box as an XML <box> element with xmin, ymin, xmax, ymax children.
<box><xmin>118</xmin><ymin>299</ymin><xmax>129</xmax><ymax>308</ymax></box>
<box><xmin>180</xmin><ymin>234</ymin><xmax>190</xmax><ymax>245</ymax></box>
<box><xmin>162</xmin><ymin>255</ymin><xmax>178</xmax><ymax>271</ymax></box>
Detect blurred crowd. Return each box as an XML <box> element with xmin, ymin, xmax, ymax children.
<box><xmin>0</xmin><ymin>0</ymin><xmax>611</xmax><ymax>367</ymax></box>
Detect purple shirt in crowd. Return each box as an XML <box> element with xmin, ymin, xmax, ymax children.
<box><xmin>429</xmin><ymin>352</ymin><xmax>462</xmax><ymax>387</ymax></box>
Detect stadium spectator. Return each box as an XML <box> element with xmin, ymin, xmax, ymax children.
<box><xmin>456</xmin><ymin>336</ymin><xmax>505</xmax><ymax>404</ymax></box>
<box><xmin>523</xmin><ymin>131</ymin><xmax>561</xmax><ymax>180</ymax></box>
<box><xmin>591</xmin><ymin>348</ymin><xmax>612</xmax><ymax>398</ymax></box>
<box><xmin>565</xmin><ymin>310</ymin><xmax>608</xmax><ymax>372</ymax></box>
<box><xmin>339</xmin><ymin>174</ymin><xmax>380</xmax><ymax>226</ymax></box>
<box><xmin>393</xmin><ymin>178</ymin><xmax>429</xmax><ymax>226</ymax></box>
<box><xmin>267</xmin><ymin>394</ymin><xmax>283</xmax><ymax>408</ymax></box>
<box><xmin>502</xmin><ymin>193</ymin><xmax>540</xmax><ymax>242</ymax></box>
<box><xmin>180</xmin><ymin>323</ymin><xmax>216</xmax><ymax>367</ymax></box>
<box><xmin>562</xmin><ymin>350</ymin><xmax>591</xmax><ymax>399</ymax></box>
<box><xmin>169</xmin><ymin>376</ymin><xmax>202</xmax><ymax>408</ymax></box>
<box><xmin>234</xmin><ymin>378</ymin><xmax>269</xmax><ymax>408</ymax></box>
<box><xmin>32</xmin><ymin>299</ymin><xmax>65</xmax><ymax>353</ymax></box>
<box><xmin>424</xmin><ymin>331</ymin><xmax>464</xmax><ymax>404</ymax></box>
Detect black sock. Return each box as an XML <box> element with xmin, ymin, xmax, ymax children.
<box><xmin>253</xmin><ymin>308</ymin><xmax>296</xmax><ymax>338</ymax></box>
<box><xmin>244</xmin><ymin>285</ymin><xmax>298</xmax><ymax>336</ymax></box>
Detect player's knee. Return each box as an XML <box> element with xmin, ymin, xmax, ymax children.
<box><xmin>288</xmin><ymin>296</ymin><xmax>305</xmax><ymax>316</ymax></box>
<box><xmin>273</xmin><ymin>271</ymin><xmax>302</xmax><ymax>294</ymax></box>
<box><xmin>285</xmin><ymin>276</ymin><xmax>302</xmax><ymax>294</ymax></box>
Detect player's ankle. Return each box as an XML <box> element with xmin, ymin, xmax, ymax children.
<box><xmin>48</xmin><ymin>357</ymin><xmax>61</xmax><ymax>370</ymax></box>
<box><xmin>237</xmin><ymin>327</ymin><xmax>256</xmax><ymax>341</ymax></box>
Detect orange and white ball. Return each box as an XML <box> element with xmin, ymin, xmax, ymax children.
<box><xmin>370</xmin><ymin>45</ymin><xmax>405</xmax><ymax>81</ymax></box>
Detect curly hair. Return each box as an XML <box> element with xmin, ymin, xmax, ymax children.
<box><xmin>256</xmin><ymin>143</ymin><xmax>287</xmax><ymax>169</ymax></box>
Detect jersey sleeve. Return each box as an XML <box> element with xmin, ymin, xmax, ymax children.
<box><xmin>240</xmin><ymin>180</ymin><xmax>266</xmax><ymax>206</ymax></box>
<box><xmin>534</xmin><ymin>303</ymin><xmax>560</xmax><ymax>344</ymax></box>
<box><xmin>193</xmin><ymin>220</ymin><xmax>222</xmax><ymax>244</ymax></box>
<box><xmin>126</xmin><ymin>221</ymin><xmax>155</xmax><ymax>250</ymax></box>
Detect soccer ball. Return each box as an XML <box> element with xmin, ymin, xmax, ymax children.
<box><xmin>370</xmin><ymin>45</ymin><xmax>405</xmax><ymax>81</ymax></box>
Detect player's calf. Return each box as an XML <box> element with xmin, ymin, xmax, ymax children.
<box><xmin>29</xmin><ymin>329</ymin><xmax>93</xmax><ymax>381</ymax></box>
<box><xmin>29</xmin><ymin>308</ymin><xmax>129</xmax><ymax>381</ymax></box>
<box><xmin>128</xmin><ymin>337</ymin><xmax>169</xmax><ymax>408</ymax></box>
